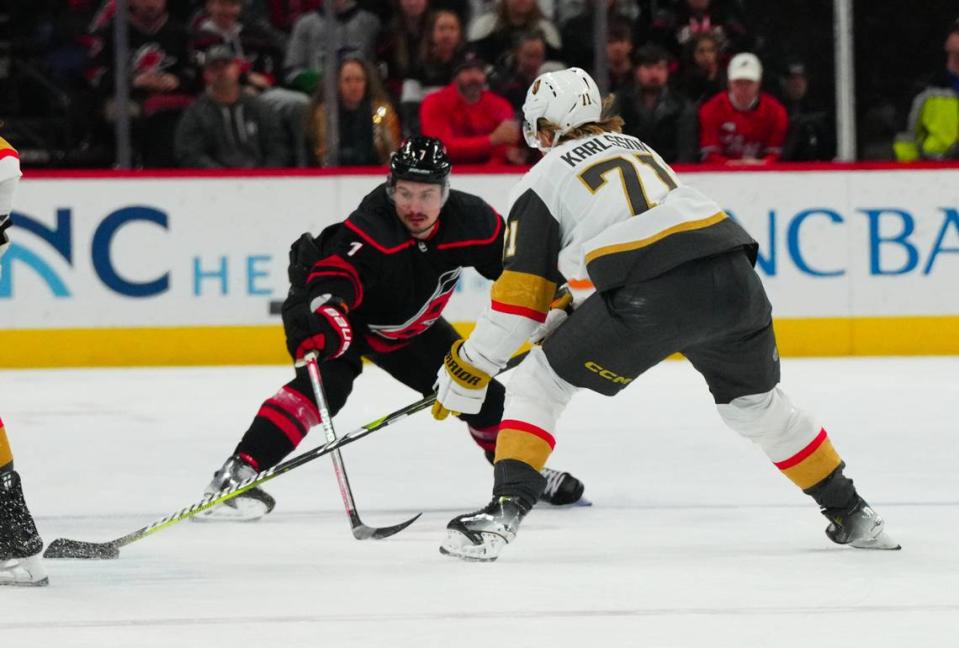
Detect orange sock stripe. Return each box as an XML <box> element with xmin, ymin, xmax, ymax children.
<box><xmin>0</xmin><ymin>424</ymin><xmax>12</xmax><ymax>469</ymax></box>
<box><xmin>495</xmin><ymin>428</ymin><xmax>554</xmax><ymax>472</ymax></box>
<box><xmin>775</xmin><ymin>430</ymin><xmax>842</xmax><ymax>490</ymax></box>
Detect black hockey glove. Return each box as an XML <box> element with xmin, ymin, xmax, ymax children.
<box><xmin>282</xmin><ymin>294</ymin><xmax>353</xmax><ymax>363</ymax></box>
<box><xmin>287</xmin><ymin>232</ymin><xmax>322</xmax><ymax>288</ymax></box>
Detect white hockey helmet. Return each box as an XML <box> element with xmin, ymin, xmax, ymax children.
<box><xmin>521</xmin><ymin>67</ymin><xmax>602</xmax><ymax>150</ymax></box>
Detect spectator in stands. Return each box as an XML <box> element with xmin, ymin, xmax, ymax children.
<box><xmin>379</xmin><ymin>0</ymin><xmax>431</xmax><ymax>100</ymax></box>
<box><xmin>552</xmin><ymin>0</ymin><xmax>642</xmax><ymax>29</ymax></box>
<box><xmin>895</xmin><ymin>22</ymin><xmax>959</xmax><ymax>161</ymax></box>
<box><xmin>88</xmin><ymin>0</ymin><xmax>196</xmax><ymax>167</ymax></box>
<box><xmin>615</xmin><ymin>44</ymin><xmax>698</xmax><ymax>163</ymax></box>
<box><xmin>489</xmin><ymin>30</ymin><xmax>548</xmax><ymax>114</ymax></box>
<box><xmin>284</xmin><ymin>0</ymin><xmax>381</xmax><ymax>95</ymax></box>
<box><xmin>606</xmin><ymin>21</ymin><xmax>634</xmax><ymax>93</ymax></box>
<box><xmin>645</xmin><ymin>0</ymin><xmax>749</xmax><ymax>61</ymax></box>
<box><xmin>191</xmin><ymin>0</ymin><xmax>311</xmax><ymax>165</ymax></box>
<box><xmin>401</xmin><ymin>9</ymin><xmax>466</xmax><ymax>136</ymax></box>
<box><xmin>191</xmin><ymin>0</ymin><xmax>285</xmax><ymax>92</ymax></box>
<box><xmin>468</xmin><ymin>0</ymin><xmax>561</xmax><ymax>68</ymax></box>
<box><xmin>678</xmin><ymin>33</ymin><xmax>725</xmax><ymax>105</ymax></box>
<box><xmin>419</xmin><ymin>46</ymin><xmax>522</xmax><ymax>164</ymax></box>
<box><xmin>777</xmin><ymin>61</ymin><xmax>834</xmax><ymax>161</ymax></box>
<box><xmin>560</xmin><ymin>0</ymin><xmax>636</xmax><ymax>71</ymax></box>
<box><xmin>430</xmin><ymin>0</ymin><xmax>471</xmax><ymax>25</ymax></box>
<box><xmin>261</xmin><ymin>0</ymin><xmax>322</xmax><ymax>34</ymax></box>
<box><xmin>174</xmin><ymin>45</ymin><xmax>289</xmax><ymax>167</ymax></box>
<box><xmin>307</xmin><ymin>55</ymin><xmax>402</xmax><ymax>166</ymax></box>
<box><xmin>699</xmin><ymin>52</ymin><xmax>788</xmax><ymax>164</ymax></box>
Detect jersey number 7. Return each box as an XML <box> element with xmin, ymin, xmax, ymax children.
<box><xmin>577</xmin><ymin>154</ymin><xmax>678</xmax><ymax>216</ymax></box>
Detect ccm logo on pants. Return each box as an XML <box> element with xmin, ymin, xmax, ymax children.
<box><xmin>584</xmin><ymin>362</ymin><xmax>633</xmax><ymax>385</ymax></box>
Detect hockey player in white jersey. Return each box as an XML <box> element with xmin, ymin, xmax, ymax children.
<box><xmin>431</xmin><ymin>67</ymin><xmax>899</xmax><ymax>561</ymax></box>
<box><xmin>0</xmin><ymin>137</ymin><xmax>48</xmax><ymax>586</ymax></box>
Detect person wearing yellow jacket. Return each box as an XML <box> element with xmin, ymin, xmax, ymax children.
<box><xmin>895</xmin><ymin>24</ymin><xmax>959</xmax><ymax>161</ymax></box>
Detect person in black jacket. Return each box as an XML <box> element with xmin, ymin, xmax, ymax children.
<box><xmin>195</xmin><ymin>137</ymin><xmax>586</xmax><ymax>521</ymax></box>
<box><xmin>615</xmin><ymin>44</ymin><xmax>699</xmax><ymax>163</ymax></box>
<box><xmin>174</xmin><ymin>45</ymin><xmax>289</xmax><ymax>167</ymax></box>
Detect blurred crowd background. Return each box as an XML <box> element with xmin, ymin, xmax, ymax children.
<box><xmin>2</xmin><ymin>0</ymin><xmax>958</xmax><ymax>169</ymax></box>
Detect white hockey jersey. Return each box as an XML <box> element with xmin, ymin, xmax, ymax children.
<box><xmin>0</xmin><ymin>136</ymin><xmax>22</xmax><ymax>216</ymax></box>
<box><xmin>466</xmin><ymin>131</ymin><xmax>757</xmax><ymax>371</ymax></box>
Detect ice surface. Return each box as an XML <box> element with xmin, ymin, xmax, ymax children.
<box><xmin>1</xmin><ymin>357</ymin><xmax>957</xmax><ymax>647</ymax></box>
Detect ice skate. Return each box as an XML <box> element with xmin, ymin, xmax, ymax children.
<box><xmin>1</xmin><ymin>554</ymin><xmax>48</xmax><ymax>587</ymax></box>
<box><xmin>0</xmin><ymin>471</ymin><xmax>48</xmax><ymax>587</ymax></box>
<box><xmin>822</xmin><ymin>497</ymin><xmax>900</xmax><ymax>550</ymax></box>
<box><xmin>193</xmin><ymin>455</ymin><xmax>275</xmax><ymax>522</ymax></box>
<box><xmin>440</xmin><ymin>496</ymin><xmax>531</xmax><ymax>562</ymax></box>
<box><xmin>484</xmin><ymin>451</ymin><xmax>588</xmax><ymax>507</ymax></box>
<box><xmin>540</xmin><ymin>467</ymin><xmax>590</xmax><ymax>506</ymax></box>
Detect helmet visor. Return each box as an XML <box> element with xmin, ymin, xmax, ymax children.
<box><xmin>522</xmin><ymin>118</ymin><xmax>541</xmax><ymax>150</ymax></box>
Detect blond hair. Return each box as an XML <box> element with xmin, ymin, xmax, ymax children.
<box><xmin>535</xmin><ymin>96</ymin><xmax>624</xmax><ymax>144</ymax></box>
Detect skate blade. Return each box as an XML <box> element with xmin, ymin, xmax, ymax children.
<box><xmin>0</xmin><ymin>576</ymin><xmax>49</xmax><ymax>587</ymax></box>
<box><xmin>439</xmin><ymin>529</ymin><xmax>506</xmax><ymax>562</ymax></box>
<box><xmin>0</xmin><ymin>555</ymin><xmax>50</xmax><ymax>584</ymax></box>
<box><xmin>549</xmin><ymin>496</ymin><xmax>592</xmax><ymax>508</ymax></box>
<box><xmin>191</xmin><ymin>497</ymin><xmax>269</xmax><ymax>523</ymax></box>
<box><xmin>851</xmin><ymin>530</ymin><xmax>901</xmax><ymax>550</ymax></box>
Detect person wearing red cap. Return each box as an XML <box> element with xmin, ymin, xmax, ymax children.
<box><xmin>698</xmin><ymin>52</ymin><xmax>788</xmax><ymax>165</ymax></box>
<box><xmin>419</xmin><ymin>47</ymin><xmax>522</xmax><ymax>164</ymax></box>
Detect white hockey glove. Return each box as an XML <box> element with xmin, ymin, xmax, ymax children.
<box><xmin>529</xmin><ymin>288</ymin><xmax>573</xmax><ymax>344</ymax></box>
<box><xmin>432</xmin><ymin>340</ymin><xmax>493</xmax><ymax>420</ymax></box>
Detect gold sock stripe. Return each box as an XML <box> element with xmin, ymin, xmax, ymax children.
<box><xmin>776</xmin><ymin>430</ymin><xmax>842</xmax><ymax>490</ymax></box>
<box><xmin>494</xmin><ymin>428</ymin><xmax>554</xmax><ymax>472</ymax></box>
<box><xmin>0</xmin><ymin>425</ymin><xmax>13</xmax><ymax>469</ymax></box>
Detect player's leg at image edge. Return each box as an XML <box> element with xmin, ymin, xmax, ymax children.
<box><xmin>0</xmin><ymin>423</ymin><xmax>48</xmax><ymax>586</ymax></box>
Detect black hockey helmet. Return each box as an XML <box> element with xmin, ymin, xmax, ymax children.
<box><xmin>389</xmin><ymin>136</ymin><xmax>452</xmax><ymax>186</ymax></box>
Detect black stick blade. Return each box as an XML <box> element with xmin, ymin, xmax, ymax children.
<box><xmin>43</xmin><ymin>538</ymin><xmax>120</xmax><ymax>560</ymax></box>
<box><xmin>353</xmin><ymin>512</ymin><xmax>422</xmax><ymax>540</ymax></box>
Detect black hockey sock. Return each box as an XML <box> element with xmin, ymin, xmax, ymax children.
<box><xmin>234</xmin><ymin>415</ymin><xmax>299</xmax><ymax>472</ymax></box>
<box><xmin>0</xmin><ymin>471</ymin><xmax>43</xmax><ymax>559</ymax></box>
<box><xmin>804</xmin><ymin>463</ymin><xmax>859</xmax><ymax>511</ymax></box>
<box><xmin>493</xmin><ymin>459</ymin><xmax>547</xmax><ymax>510</ymax></box>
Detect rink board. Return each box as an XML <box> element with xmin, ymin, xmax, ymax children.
<box><xmin>1</xmin><ymin>165</ymin><xmax>958</xmax><ymax>366</ymax></box>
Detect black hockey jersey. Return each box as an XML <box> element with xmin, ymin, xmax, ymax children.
<box><xmin>293</xmin><ymin>184</ymin><xmax>504</xmax><ymax>352</ymax></box>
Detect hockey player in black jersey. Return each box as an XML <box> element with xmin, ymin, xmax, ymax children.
<box><xmin>197</xmin><ymin>137</ymin><xmax>585</xmax><ymax>521</ymax></box>
<box><xmin>432</xmin><ymin>68</ymin><xmax>899</xmax><ymax>561</ymax></box>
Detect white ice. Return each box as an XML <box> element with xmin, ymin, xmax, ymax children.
<box><xmin>1</xmin><ymin>357</ymin><xmax>957</xmax><ymax>647</ymax></box>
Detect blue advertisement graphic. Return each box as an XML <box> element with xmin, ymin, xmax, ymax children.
<box><xmin>2</xmin><ymin>201</ymin><xmax>956</xmax><ymax>304</ymax></box>
<box><xmin>1</xmin><ymin>205</ymin><xmax>276</xmax><ymax>302</ymax></box>
<box><xmin>731</xmin><ymin>206</ymin><xmax>959</xmax><ymax>277</ymax></box>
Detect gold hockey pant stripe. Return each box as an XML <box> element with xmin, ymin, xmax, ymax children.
<box><xmin>774</xmin><ymin>428</ymin><xmax>842</xmax><ymax>490</ymax></box>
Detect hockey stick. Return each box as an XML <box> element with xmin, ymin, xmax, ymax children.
<box><xmin>304</xmin><ymin>353</ymin><xmax>421</xmax><ymax>540</ymax></box>
<box><xmin>44</xmin><ymin>350</ymin><xmax>529</xmax><ymax>559</ymax></box>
